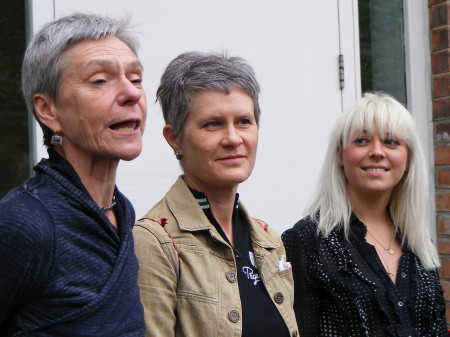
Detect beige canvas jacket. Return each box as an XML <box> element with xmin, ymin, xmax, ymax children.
<box><xmin>133</xmin><ymin>176</ymin><xmax>299</xmax><ymax>337</ymax></box>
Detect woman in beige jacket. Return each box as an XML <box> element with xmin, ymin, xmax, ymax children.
<box><xmin>133</xmin><ymin>51</ymin><xmax>298</xmax><ymax>337</ymax></box>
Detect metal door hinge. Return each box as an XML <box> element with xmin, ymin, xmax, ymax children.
<box><xmin>339</xmin><ymin>54</ymin><xmax>344</xmax><ymax>90</ymax></box>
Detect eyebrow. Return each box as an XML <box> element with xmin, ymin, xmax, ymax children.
<box><xmin>127</xmin><ymin>60</ymin><xmax>144</xmax><ymax>72</ymax></box>
<box><xmin>83</xmin><ymin>59</ymin><xmax>144</xmax><ymax>72</ymax></box>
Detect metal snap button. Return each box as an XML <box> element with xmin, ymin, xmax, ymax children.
<box><xmin>274</xmin><ymin>292</ymin><xmax>284</xmax><ymax>304</ymax></box>
<box><xmin>398</xmin><ymin>300</ymin><xmax>404</xmax><ymax>307</ymax></box>
<box><xmin>228</xmin><ymin>310</ymin><xmax>240</xmax><ymax>323</ymax></box>
<box><xmin>226</xmin><ymin>271</ymin><xmax>236</xmax><ymax>283</ymax></box>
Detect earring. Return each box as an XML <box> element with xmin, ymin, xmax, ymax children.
<box><xmin>175</xmin><ymin>152</ymin><xmax>182</xmax><ymax>160</ymax></box>
<box><xmin>51</xmin><ymin>134</ymin><xmax>62</xmax><ymax>146</ymax></box>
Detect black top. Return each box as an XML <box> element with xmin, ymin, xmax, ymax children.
<box><xmin>282</xmin><ymin>214</ymin><xmax>447</xmax><ymax>337</ymax></box>
<box><xmin>190</xmin><ymin>189</ymin><xmax>290</xmax><ymax>337</ymax></box>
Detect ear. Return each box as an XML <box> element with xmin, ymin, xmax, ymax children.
<box><xmin>33</xmin><ymin>94</ymin><xmax>62</xmax><ymax>132</ymax></box>
<box><xmin>163</xmin><ymin>125</ymin><xmax>181</xmax><ymax>153</ymax></box>
<box><xmin>338</xmin><ymin>149</ymin><xmax>344</xmax><ymax>167</ymax></box>
<box><xmin>405</xmin><ymin>160</ymin><xmax>410</xmax><ymax>172</ymax></box>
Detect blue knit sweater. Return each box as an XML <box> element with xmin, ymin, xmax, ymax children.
<box><xmin>0</xmin><ymin>149</ymin><xmax>145</xmax><ymax>336</ymax></box>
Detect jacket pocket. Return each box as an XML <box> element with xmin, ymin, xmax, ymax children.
<box><xmin>176</xmin><ymin>242</ymin><xmax>219</xmax><ymax>303</ymax></box>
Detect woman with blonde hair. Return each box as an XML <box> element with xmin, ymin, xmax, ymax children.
<box><xmin>282</xmin><ymin>92</ymin><xmax>446</xmax><ymax>336</ymax></box>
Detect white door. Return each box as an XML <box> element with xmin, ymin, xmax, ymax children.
<box><xmin>29</xmin><ymin>0</ymin><xmax>361</xmax><ymax>233</ymax></box>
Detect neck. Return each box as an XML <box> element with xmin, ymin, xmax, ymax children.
<box><xmin>206</xmin><ymin>190</ymin><xmax>236</xmax><ymax>228</ymax></box>
<box><xmin>55</xmin><ymin>147</ymin><xmax>119</xmax><ymax>208</ymax></box>
<box><xmin>208</xmin><ymin>191</ymin><xmax>237</xmax><ymax>246</ymax></box>
<box><xmin>348</xmin><ymin>187</ymin><xmax>392</xmax><ymax>233</ymax></box>
<box><xmin>183</xmin><ymin>176</ymin><xmax>238</xmax><ymax>244</ymax></box>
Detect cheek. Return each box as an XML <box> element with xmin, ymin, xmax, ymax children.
<box><xmin>340</xmin><ymin>150</ymin><xmax>363</xmax><ymax>181</ymax></box>
<box><xmin>341</xmin><ymin>148</ymin><xmax>360</xmax><ymax>168</ymax></box>
<box><xmin>393</xmin><ymin>152</ymin><xmax>409</xmax><ymax>172</ymax></box>
<box><xmin>180</xmin><ymin>138</ymin><xmax>209</xmax><ymax>161</ymax></box>
<box><xmin>245</xmin><ymin>130</ymin><xmax>259</xmax><ymax>152</ymax></box>
<box><xmin>139</xmin><ymin>97</ymin><xmax>147</xmax><ymax>118</ymax></box>
<box><xmin>249</xmin><ymin>137</ymin><xmax>258</xmax><ymax>154</ymax></box>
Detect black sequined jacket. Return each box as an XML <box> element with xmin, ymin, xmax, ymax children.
<box><xmin>282</xmin><ymin>214</ymin><xmax>447</xmax><ymax>337</ymax></box>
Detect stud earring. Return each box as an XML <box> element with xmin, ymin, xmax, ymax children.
<box><xmin>175</xmin><ymin>152</ymin><xmax>182</xmax><ymax>160</ymax></box>
<box><xmin>51</xmin><ymin>134</ymin><xmax>62</xmax><ymax>146</ymax></box>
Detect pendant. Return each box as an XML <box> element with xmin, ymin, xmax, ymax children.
<box><xmin>387</xmin><ymin>248</ymin><xmax>394</xmax><ymax>255</ymax></box>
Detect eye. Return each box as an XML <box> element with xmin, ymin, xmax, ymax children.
<box><xmin>91</xmin><ymin>78</ymin><xmax>107</xmax><ymax>86</ymax></box>
<box><xmin>353</xmin><ymin>137</ymin><xmax>369</xmax><ymax>145</ymax></box>
<box><xmin>204</xmin><ymin>121</ymin><xmax>221</xmax><ymax>129</ymax></box>
<box><xmin>384</xmin><ymin>138</ymin><xmax>401</xmax><ymax>147</ymax></box>
<box><xmin>237</xmin><ymin>118</ymin><xmax>252</xmax><ymax>125</ymax></box>
<box><xmin>129</xmin><ymin>75</ymin><xmax>143</xmax><ymax>86</ymax></box>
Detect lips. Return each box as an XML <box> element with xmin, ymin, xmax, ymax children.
<box><xmin>218</xmin><ymin>154</ymin><xmax>245</xmax><ymax>161</ymax></box>
<box><xmin>109</xmin><ymin>120</ymin><xmax>139</xmax><ymax>132</ymax></box>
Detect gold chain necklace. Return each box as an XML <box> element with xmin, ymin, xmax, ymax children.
<box><xmin>374</xmin><ymin>245</ymin><xmax>396</xmax><ymax>279</ymax></box>
<box><xmin>367</xmin><ymin>229</ymin><xmax>394</xmax><ymax>255</ymax></box>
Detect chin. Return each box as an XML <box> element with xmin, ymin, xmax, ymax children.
<box><xmin>222</xmin><ymin>172</ymin><xmax>251</xmax><ymax>186</ymax></box>
<box><xmin>118</xmin><ymin>146</ymin><xmax>143</xmax><ymax>161</ymax></box>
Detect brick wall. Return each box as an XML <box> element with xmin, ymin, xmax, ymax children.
<box><xmin>430</xmin><ymin>0</ymin><xmax>450</xmax><ymax>325</ymax></box>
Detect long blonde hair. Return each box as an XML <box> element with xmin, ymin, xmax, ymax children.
<box><xmin>305</xmin><ymin>92</ymin><xmax>440</xmax><ymax>270</ymax></box>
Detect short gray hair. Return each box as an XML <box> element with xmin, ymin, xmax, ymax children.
<box><xmin>156</xmin><ymin>51</ymin><xmax>261</xmax><ymax>137</ymax></box>
<box><xmin>22</xmin><ymin>12</ymin><xmax>139</xmax><ymax>147</ymax></box>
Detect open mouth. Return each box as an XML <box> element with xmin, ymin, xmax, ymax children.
<box><xmin>364</xmin><ymin>167</ymin><xmax>387</xmax><ymax>172</ymax></box>
<box><xmin>109</xmin><ymin>121</ymin><xmax>138</xmax><ymax>132</ymax></box>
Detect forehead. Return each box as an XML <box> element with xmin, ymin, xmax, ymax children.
<box><xmin>342</xmin><ymin>118</ymin><xmax>408</xmax><ymax>149</ymax></box>
<box><xmin>61</xmin><ymin>36</ymin><xmax>140</xmax><ymax>70</ymax></box>
<box><xmin>352</xmin><ymin>119</ymin><xmax>397</xmax><ymax>136</ymax></box>
<box><xmin>189</xmin><ymin>88</ymin><xmax>254</xmax><ymax>115</ymax></box>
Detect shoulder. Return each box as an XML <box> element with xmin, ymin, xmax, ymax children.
<box><xmin>135</xmin><ymin>217</ymin><xmax>173</xmax><ymax>242</ymax></box>
<box><xmin>134</xmin><ymin>201</ymin><xmax>181</xmax><ymax>276</ymax></box>
<box><xmin>281</xmin><ymin>216</ymin><xmax>324</xmax><ymax>261</ymax></box>
<box><xmin>238</xmin><ymin>201</ymin><xmax>282</xmax><ymax>246</ymax></box>
<box><xmin>0</xmin><ymin>189</ymin><xmax>55</xmax><ymax>276</ymax></box>
<box><xmin>251</xmin><ymin>218</ymin><xmax>280</xmax><ymax>240</ymax></box>
<box><xmin>0</xmin><ymin>185</ymin><xmax>54</xmax><ymax>297</ymax></box>
<box><xmin>134</xmin><ymin>196</ymin><xmax>179</xmax><ymax>244</ymax></box>
<box><xmin>282</xmin><ymin>216</ymin><xmax>319</xmax><ymax>243</ymax></box>
<box><xmin>0</xmin><ymin>185</ymin><xmax>54</xmax><ymax>241</ymax></box>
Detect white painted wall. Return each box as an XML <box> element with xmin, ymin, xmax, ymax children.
<box><xmin>29</xmin><ymin>0</ymin><xmax>360</xmax><ymax>234</ymax></box>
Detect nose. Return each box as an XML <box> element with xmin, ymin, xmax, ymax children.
<box><xmin>117</xmin><ymin>77</ymin><xmax>143</xmax><ymax>106</ymax></box>
<box><xmin>369</xmin><ymin>138</ymin><xmax>385</xmax><ymax>158</ymax></box>
<box><xmin>221</xmin><ymin>125</ymin><xmax>243</xmax><ymax>147</ymax></box>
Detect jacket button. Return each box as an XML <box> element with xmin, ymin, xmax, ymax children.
<box><xmin>274</xmin><ymin>292</ymin><xmax>284</xmax><ymax>304</ymax></box>
<box><xmin>226</xmin><ymin>271</ymin><xmax>237</xmax><ymax>283</ymax></box>
<box><xmin>228</xmin><ymin>310</ymin><xmax>240</xmax><ymax>323</ymax></box>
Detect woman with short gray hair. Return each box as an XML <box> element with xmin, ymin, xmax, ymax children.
<box><xmin>134</xmin><ymin>51</ymin><xmax>298</xmax><ymax>337</ymax></box>
<box><xmin>0</xmin><ymin>13</ymin><xmax>146</xmax><ymax>336</ymax></box>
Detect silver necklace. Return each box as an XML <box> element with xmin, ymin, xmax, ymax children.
<box><xmin>100</xmin><ymin>196</ymin><xmax>116</xmax><ymax>212</ymax></box>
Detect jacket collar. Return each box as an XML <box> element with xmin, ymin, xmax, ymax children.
<box><xmin>166</xmin><ymin>176</ymin><xmax>215</xmax><ymax>231</ymax></box>
<box><xmin>166</xmin><ymin>176</ymin><xmax>279</xmax><ymax>249</ymax></box>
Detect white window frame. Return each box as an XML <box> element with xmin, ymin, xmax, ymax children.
<box><xmin>403</xmin><ymin>0</ymin><xmax>436</xmax><ymax>238</ymax></box>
